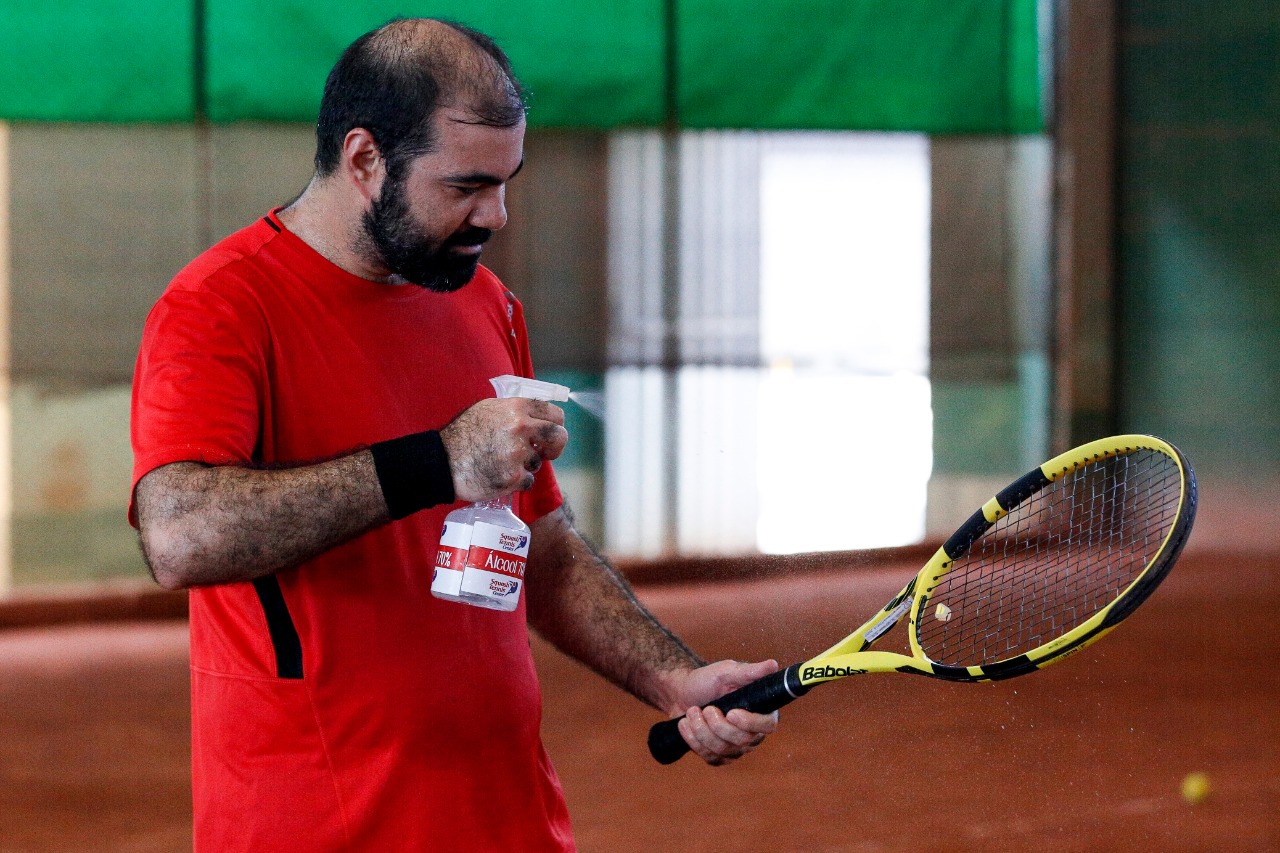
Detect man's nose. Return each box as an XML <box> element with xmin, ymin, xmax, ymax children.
<box><xmin>471</xmin><ymin>187</ymin><xmax>508</xmax><ymax>231</ymax></box>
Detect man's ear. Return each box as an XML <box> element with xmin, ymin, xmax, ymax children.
<box><xmin>342</xmin><ymin>127</ymin><xmax>384</xmax><ymax>201</ymax></box>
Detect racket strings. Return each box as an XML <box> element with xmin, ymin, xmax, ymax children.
<box><xmin>918</xmin><ymin>449</ymin><xmax>1183</xmax><ymax>667</ymax></box>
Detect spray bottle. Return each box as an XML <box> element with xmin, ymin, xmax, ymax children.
<box><xmin>430</xmin><ymin>375</ymin><xmax>570</xmax><ymax>611</ymax></box>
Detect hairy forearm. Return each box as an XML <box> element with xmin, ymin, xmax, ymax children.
<box><xmin>525</xmin><ymin>508</ymin><xmax>704</xmax><ymax>713</ymax></box>
<box><xmin>132</xmin><ymin>396</ymin><xmax>567</xmax><ymax>590</ymax></box>
<box><xmin>135</xmin><ymin>455</ymin><xmax>390</xmax><ymax>589</ymax></box>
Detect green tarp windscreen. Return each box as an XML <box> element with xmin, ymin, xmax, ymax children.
<box><xmin>205</xmin><ymin>0</ymin><xmax>666</xmax><ymax>127</ymax></box>
<box><xmin>678</xmin><ymin>0</ymin><xmax>1041</xmax><ymax>132</ymax></box>
<box><xmin>0</xmin><ymin>1</ymin><xmax>1041</xmax><ymax>132</ymax></box>
<box><xmin>0</xmin><ymin>1</ymin><xmax>196</xmax><ymax>121</ymax></box>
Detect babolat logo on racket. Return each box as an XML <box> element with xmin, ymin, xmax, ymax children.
<box><xmin>802</xmin><ymin>664</ymin><xmax>868</xmax><ymax>680</ymax></box>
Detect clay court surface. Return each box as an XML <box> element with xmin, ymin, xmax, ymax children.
<box><xmin>1</xmin><ymin>543</ymin><xmax>1276</xmax><ymax>852</ymax></box>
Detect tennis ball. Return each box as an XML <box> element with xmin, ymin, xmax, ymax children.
<box><xmin>1180</xmin><ymin>771</ymin><xmax>1210</xmax><ymax>804</ymax></box>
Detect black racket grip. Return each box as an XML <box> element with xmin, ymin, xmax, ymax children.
<box><xmin>647</xmin><ymin>664</ymin><xmax>808</xmax><ymax>764</ymax></box>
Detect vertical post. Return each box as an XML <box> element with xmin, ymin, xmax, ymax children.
<box><xmin>1052</xmin><ymin>0</ymin><xmax>1118</xmax><ymax>449</ymax></box>
<box><xmin>659</xmin><ymin>0</ymin><xmax>681</xmax><ymax>554</ymax></box>
<box><xmin>0</xmin><ymin>121</ymin><xmax>12</xmax><ymax>593</ymax></box>
<box><xmin>193</xmin><ymin>0</ymin><xmax>214</xmax><ymax>248</ymax></box>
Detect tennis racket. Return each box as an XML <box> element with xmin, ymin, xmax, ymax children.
<box><xmin>649</xmin><ymin>434</ymin><xmax>1197</xmax><ymax>764</ymax></box>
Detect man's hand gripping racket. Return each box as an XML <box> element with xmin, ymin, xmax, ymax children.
<box><xmin>649</xmin><ymin>435</ymin><xmax>1198</xmax><ymax>764</ymax></box>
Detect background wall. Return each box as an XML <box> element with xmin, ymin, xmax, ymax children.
<box><xmin>0</xmin><ymin>123</ymin><xmax>1056</xmax><ymax>583</ymax></box>
<box><xmin>1118</xmin><ymin>3</ymin><xmax>1280</xmax><ymax>477</ymax></box>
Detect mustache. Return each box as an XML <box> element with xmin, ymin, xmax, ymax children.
<box><xmin>444</xmin><ymin>228</ymin><xmax>493</xmax><ymax>248</ymax></box>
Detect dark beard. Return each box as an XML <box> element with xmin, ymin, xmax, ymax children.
<box><xmin>361</xmin><ymin>177</ymin><xmax>491</xmax><ymax>292</ymax></box>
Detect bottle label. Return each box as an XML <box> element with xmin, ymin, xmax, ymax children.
<box><xmin>459</xmin><ymin>521</ymin><xmax>530</xmax><ymax>603</ymax></box>
<box><xmin>430</xmin><ymin>521</ymin><xmax>472</xmax><ymax>596</ymax></box>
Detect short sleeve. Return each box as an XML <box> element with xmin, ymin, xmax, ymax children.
<box><xmin>129</xmin><ymin>284</ymin><xmax>267</xmax><ymax>524</ymax></box>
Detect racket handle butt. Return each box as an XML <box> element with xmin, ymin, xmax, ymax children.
<box><xmin>648</xmin><ymin>718</ymin><xmax>693</xmax><ymax>765</ymax></box>
<box><xmin>647</xmin><ymin>665</ymin><xmax>807</xmax><ymax>764</ymax></box>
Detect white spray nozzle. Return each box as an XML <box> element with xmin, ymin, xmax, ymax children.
<box><xmin>490</xmin><ymin>374</ymin><xmax>571</xmax><ymax>402</ymax></box>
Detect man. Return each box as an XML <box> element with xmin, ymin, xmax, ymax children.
<box><xmin>130</xmin><ymin>17</ymin><xmax>777</xmax><ymax>852</ymax></box>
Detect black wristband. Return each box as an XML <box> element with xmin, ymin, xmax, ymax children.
<box><xmin>370</xmin><ymin>430</ymin><xmax>455</xmax><ymax>519</ymax></box>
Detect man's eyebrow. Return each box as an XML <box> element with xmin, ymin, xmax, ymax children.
<box><xmin>446</xmin><ymin>157</ymin><xmax>524</xmax><ymax>185</ymax></box>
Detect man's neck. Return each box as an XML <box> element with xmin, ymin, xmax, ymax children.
<box><xmin>277</xmin><ymin>179</ymin><xmax>391</xmax><ymax>282</ymax></box>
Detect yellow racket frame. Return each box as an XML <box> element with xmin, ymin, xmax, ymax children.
<box><xmin>796</xmin><ymin>434</ymin><xmax>1197</xmax><ymax>686</ymax></box>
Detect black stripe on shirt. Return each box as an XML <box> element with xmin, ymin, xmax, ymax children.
<box><xmin>252</xmin><ymin>576</ymin><xmax>303</xmax><ymax>679</ymax></box>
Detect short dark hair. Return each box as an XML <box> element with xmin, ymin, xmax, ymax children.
<box><xmin>313</xmin><ymin>18</ymin><xmax>526</xmax><ymax>178</ymax></box>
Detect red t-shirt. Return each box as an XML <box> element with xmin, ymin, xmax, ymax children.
<box><xmin>131</xmin><ymin>212</ymin><xmax>575</xmax><ymax>852</ymax></box>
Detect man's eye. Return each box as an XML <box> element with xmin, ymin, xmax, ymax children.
<box><xmin>453</xmin><ymin>185</ymin><xmax>483</xmax><ymax>196</ymax></box>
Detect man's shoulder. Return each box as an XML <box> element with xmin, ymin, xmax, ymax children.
<box><xmin>168</xmin><ymin>216</ymin><xmax>285</xmax><ymax>300</ymax></box>
<box><xmin>470</xmin><ymin>264</ymin><xmax>523</xmax><ymax>309</ymax></box>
